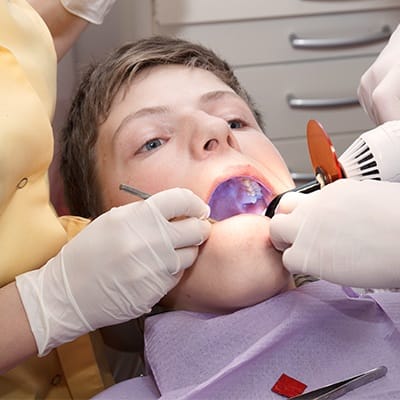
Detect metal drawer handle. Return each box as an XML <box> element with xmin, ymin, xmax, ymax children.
<box><xmin>287</xmin><ymin>94</ymin><xmax>360</xmax><ymax>109</ymax></box>
<box><xmin>290</xmin><ymin>25</ymin><xmax>391</xmax><ymax>49</ymax></box>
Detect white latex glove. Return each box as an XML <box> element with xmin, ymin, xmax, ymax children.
<box><xmin>358</xmin><ymin>24</ymin><xmax>400</xmax><ymax>125</ymax></box>
<box><xmin>60</xmin><ymin>0</ymin><xmax>116</xmax><ymax>24</ymax></box>
<box><xmin>16</xmin><ymin>188</ymin><xmax>211</xmax><ymax>356</ymax></box>
<box><xmin>270</xmin><ymin>179</ymin><xmax>400</xmax><ymax>289</ymax></box>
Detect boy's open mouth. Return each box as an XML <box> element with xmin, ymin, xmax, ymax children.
<box><xmin>208</xmin><ymin>176</ymin><xmax>274</xmax><ymax>221</ymax></box>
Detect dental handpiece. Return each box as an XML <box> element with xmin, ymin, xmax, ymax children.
<box><xmin>265</xmin><ymin>120</ymin><xmax>400</xmax><ymax>218</ymax></box>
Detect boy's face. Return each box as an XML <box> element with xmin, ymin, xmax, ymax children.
<box><xmin>96</xmin><ymin>64</ymin><xmax>295</xmax><ymax>313</ymax></box>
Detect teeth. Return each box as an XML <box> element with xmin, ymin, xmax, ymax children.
<box><xmin>241</xmin><ymin>178</ymin><xmax>262</xmax><ymax>202</ymax></box>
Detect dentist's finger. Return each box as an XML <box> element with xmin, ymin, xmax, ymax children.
<box><xmin>147</xmin><ymin>188</ymin><xmax>210</xmax><ymax>220</ymax></box>
<box><xmin>269</xmin><ymin>213</ymin><xmax>298</xmax><ymax>251</ymax></box>
<box><xmin>168</xmin><ymin>217</ymin><xmax>212</xmax><ymax>249</ymax></box>
<box><xmin>275</xmin><ymin>191</ymin><xmax>307</xmax><ymax>214</ymax></box>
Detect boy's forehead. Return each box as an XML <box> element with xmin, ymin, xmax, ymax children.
<box><xmin>124</xmin><ymin>64</ymin><xmax>236</xmax><ymax>107</ymax></box>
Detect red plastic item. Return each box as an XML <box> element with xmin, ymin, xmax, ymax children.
<box><xmin>271</xmin><ymin>373</ymin><xmax>307</xmax><ymax>398</ymax></box>
<box><xmin>307</xmin><ymin>119</ymin><xmax>343</xmax><ymax>184</ymax></box>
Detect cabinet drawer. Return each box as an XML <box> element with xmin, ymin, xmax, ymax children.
<box><xmin>234</xmin><ymin>56</ymin><xmax>375</xmax><ymax>141</ymax></box>
<box><xmin>155</xmin><ymin>9</ymin><xmax>400</xmax><ymax>67</ymax></box>
<box><xmin>154</xmin><ymin>0</ymin><xmax>400</xmax><ymax>24</ymax></box>
<box><xmin>274</xmin><ymin>132</ymin><xmax>362</xmax><ymax>175</ymax></box>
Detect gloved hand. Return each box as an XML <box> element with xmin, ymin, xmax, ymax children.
<box><xmin>16</xmin><ymin>188</ymin><xmax>211</xmax><ymax>356</ymax></box>
<box><xmin>358</xmin><ymin>24</ymin><xmax>400</xmax><ymax>125</ymax></box>
<box><xmin>60</xmin><ymin>0</ymin><xmax>117</xmax><ymax>24</ymax></box>
<box><xmin>270</xmin><ymin>179</ymin><xmax>400</xmax><ymax>289</ymax></box>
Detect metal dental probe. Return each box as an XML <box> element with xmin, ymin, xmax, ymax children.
<box><xmin>119</xmin><ymin>183</ymin><xmax>216</xmax><ymax>223</ymax></box>
<box><xmin>119</xmin><ymin>183</ymin><xmax>151</xmax><ymax>199</ymax></box>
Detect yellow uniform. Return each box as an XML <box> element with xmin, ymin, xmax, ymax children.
<box><xmin>0</xmin><ymin>1</ymin><xmax>112</xmax><ymax>397</ymax></box>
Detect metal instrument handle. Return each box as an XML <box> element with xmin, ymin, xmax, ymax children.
<box><xmin>289</xmin><ymin>25</ymin><xmax>391</xmax><ymax>49</ymax></box>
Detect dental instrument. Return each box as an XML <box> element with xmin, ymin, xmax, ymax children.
<box><xmin>119</xmin><ymin>183</ymin><xmax>151</xmax><ymax>199</ymax></box>
<box><xmin>119</xmin><ymin>184</ymin><xmax>216</xmax><ymax>223</ymax></box>
<box><xmin>265</xmin><ymin>119</ymin><xmax>400</xmax><ymax>217</ymax></box>
<box><xmin>290</xmin><ymin>365</ymin><xmax>387</xmax><ymax>400</ymax></box>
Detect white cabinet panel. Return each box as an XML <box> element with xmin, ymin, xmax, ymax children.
<box><xmin>154</xmin><ymin>0</ymin><xmax>400</xmax><ymax>24</ymax></box>
<box><xmin>155</xmin><ymin>10</ymin><xmax>400</xmax><ymax>67</ymax></box>
<box><xmin>235</xmin><ymin>56</ymin><xmax>376</xmax><ymax>140</ymax></box>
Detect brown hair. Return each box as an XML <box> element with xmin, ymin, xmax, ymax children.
<box><xmin>60</xmin><ymin>35</ymin><xmax>264</xmax><ymax>218</ymax></box>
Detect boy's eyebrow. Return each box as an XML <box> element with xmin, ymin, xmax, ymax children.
<box><xmin>199</xmin><ymin>90</ymin><xmax>241</xmax><ymax>104</ymax></box>
<box><xmin>113</xmin><ymin>90</ymin><xmax>241</xmax><ymax>140</ymax></box>
<box><xmin>113</xmin><ymin>105</ymin><xmax>169</xmax><ymax>140</ymax></box>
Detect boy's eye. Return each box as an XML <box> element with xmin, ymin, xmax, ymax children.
<box><xmin>139</xmin><ymin>138</ymin><xmax>165</xmax><ymax>153</ymax></box>
<box><xmin>228</xmin><ymin>119</ymin><xmax>244</xmax><ymax>129</ymax></box>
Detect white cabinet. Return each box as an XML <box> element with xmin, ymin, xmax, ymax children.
<box><xmin>152</xmin><ymin>0</ymin><xmax>400</xmax><ymax>176</ymax></box>
<box><xmin>153</xmin><ymin>0</ymin><xmax>400</xmax><ymax>24</ymax></box>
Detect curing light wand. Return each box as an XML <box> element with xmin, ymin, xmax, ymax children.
<box><xmin>265</xmin><ymin>119</ymin><xmax>400</xmax><ymax>217</ymax></box>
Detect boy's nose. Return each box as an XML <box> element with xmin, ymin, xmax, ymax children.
<box><xmin>186</xmin><ymin>112</ymin><xmax>240</xmax><ymax>159</ymax></box>
<box><xmin>203</xmin><ymin>138</ymin><xmax>219</xmax><ymax>151</ymax></box>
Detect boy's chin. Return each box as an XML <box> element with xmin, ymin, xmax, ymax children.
<box><xmin>161</xmin><ymin>212</ymin><xmax>293</xmax><ymax>314</ymax></box>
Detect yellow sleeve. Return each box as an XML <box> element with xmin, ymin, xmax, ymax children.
<box><xmin>0</xmin><ymin>0</ymin><xmax>66</xmax><ymax>286</ymax></box>
<box><xmin>0</xmin><ymin>4</ymin><xmax>113</xmax><ymax>398</ymax></box>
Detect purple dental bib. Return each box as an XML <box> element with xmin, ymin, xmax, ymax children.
<box><xmin>92</xmin><ymin>281</ymin><xmax>400</xmax><ymax>399</ymax></box>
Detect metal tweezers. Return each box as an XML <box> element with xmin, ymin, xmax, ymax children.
<box><xmin>290</xmin><ymin>366</ymin><xmax>387</xmax><ymax>400</ymax></box>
